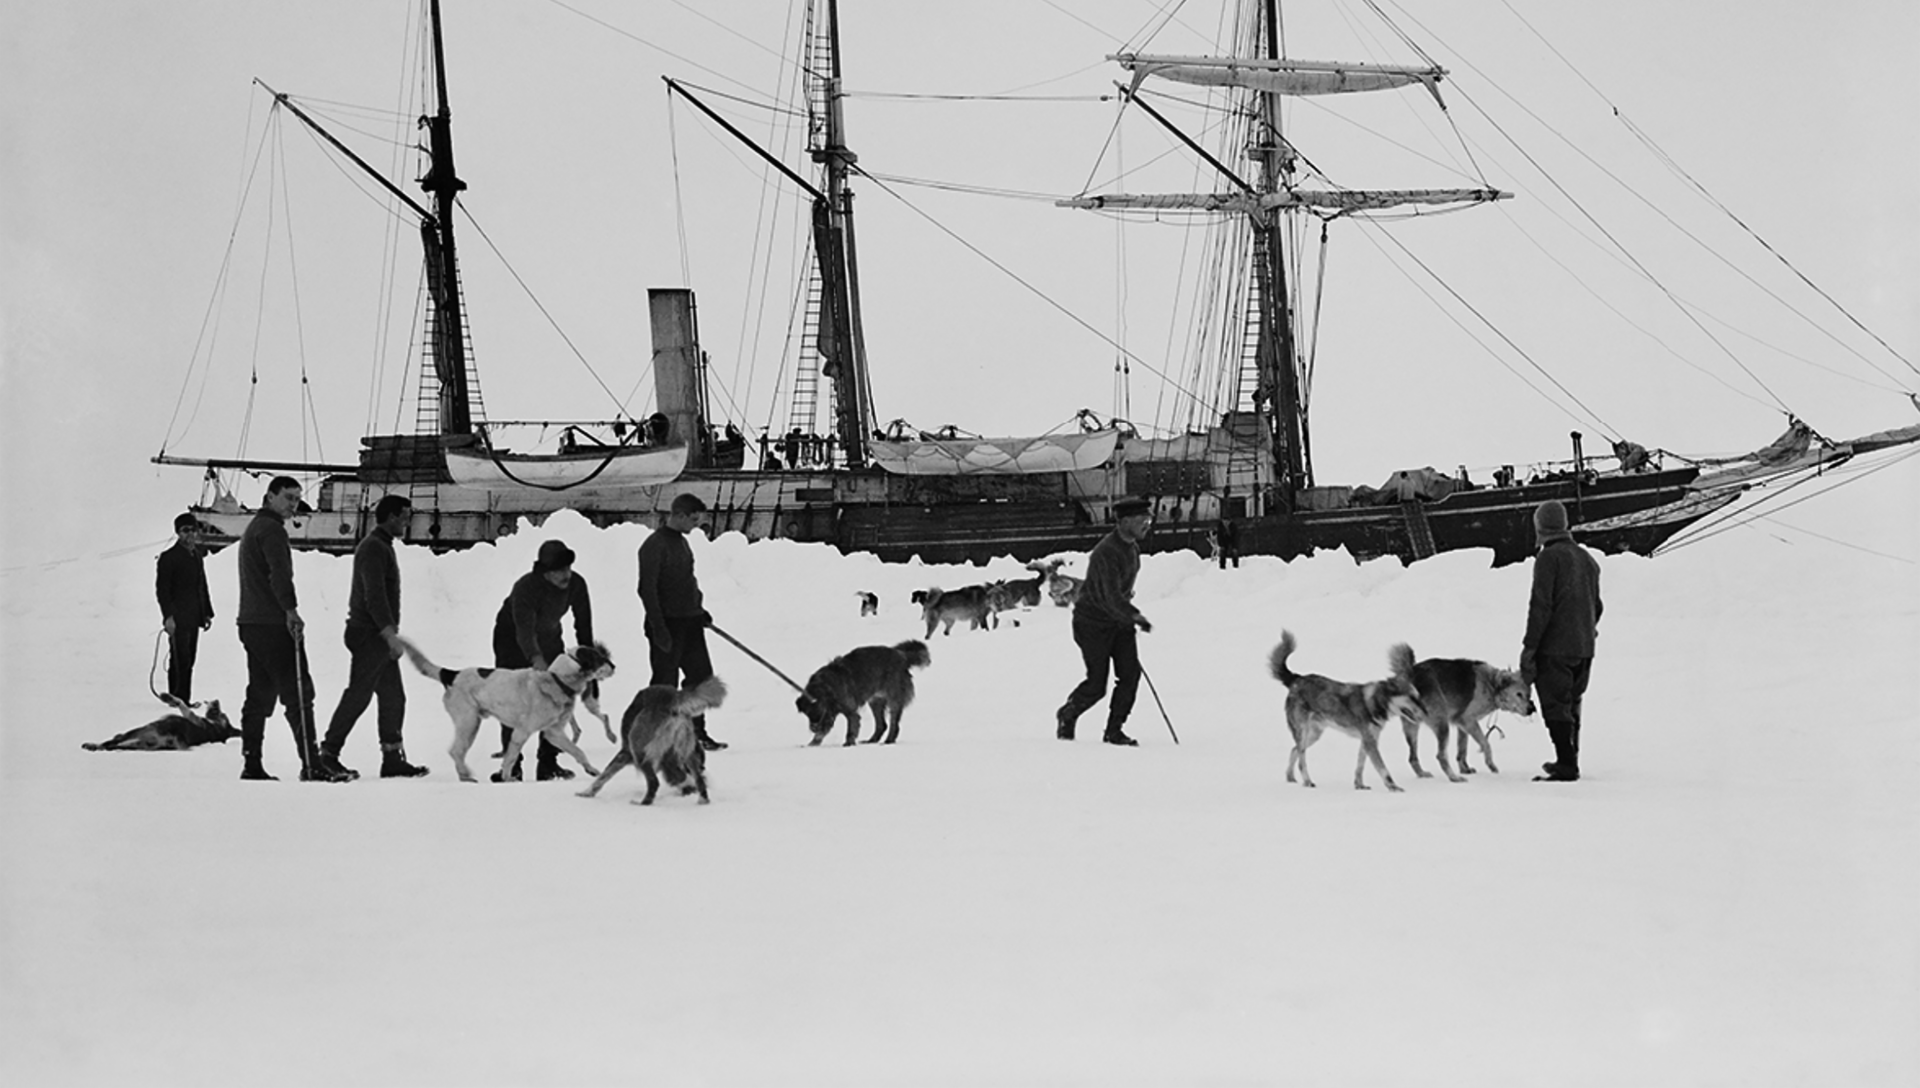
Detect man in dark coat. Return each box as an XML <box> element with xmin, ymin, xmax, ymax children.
<box><xmin>1056</xmin><ymin>498</ymin><xmax>1155</xmax><ymax>747</ymax></box>
<box><xmin>638</xmin><ymin>493</ymin><xmax>725</xmax><ymax>750</ymax></box>
<box><xmin>1215</xmin><ymin>517</ymin><xmax>1241</xmax><ymax>570</ymax></box>
<box><xmin>1519</xmin><ymin>499</ymin><xmax>1603</xmax><ymax>782</ymax></box>
<box><xmin>235</xmin><ymin>476</ymin><xmax>346</xmax><ymax>782</ymax></box>
<box><xmin>490</xmin><ymin>539</ymin><xmax>595</xmax><ymax>781</ymax></box>
<box><xmin>156</xmin><ymin>512</ymin><xmax>214</xmax><ymax>702</ymax></box>
<box><xmin>318</xmin><ymin>495</ymin><xmax>427</xmax><ymax>780</ymax></box>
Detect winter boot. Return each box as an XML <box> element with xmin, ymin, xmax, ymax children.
<box><xmin>1055</xmin><ymin>708</ymin><xmax>1076</xmax><ymax>741</ymax></box>
<box><xmin>694</xmin><ymin>715</ymin><xmax>728</xmax><ymax>752</ymax></box>
<box><xmin>534</xmin><ymin>742</ymin><xmax>574</xmax><ymax>781</ymax></box>
<box><xmin>240</xmin><ymin>754</ymin><xmax>277</xmax><ymax>781</ymax></box>
<box><xmin>1533</xmin><ymin>720</ymin><xmax>1578</xmax><ymax>781</ymax></box>
<box><xmin>380</xmin><ymin>744</ymin><xmax>429</xmax><ymax>779</ymax></box>
<box><xmin>490</xmin><ymin>758</ymin><xmax>524</xmax><ymax>783</ymax></box>
<box><xmin>1102</xmin><ymin>727</ymin><xmax>1139</xmax><ymax>748</ymax></box>
<box><xmin>318</xmin><ymin>744</ymin><xmax>360</xmax><ymax>781</ymax></box>
<box><xmin>299</xmin><ymin>759</ymin><xmax>352</xmax><ymax>783</ymax></box>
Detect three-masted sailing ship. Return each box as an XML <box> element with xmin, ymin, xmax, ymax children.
<box><xmin>157</xmin><ymin>0</ymin><xmax>1918</xmax><ymax>566</ymax></box>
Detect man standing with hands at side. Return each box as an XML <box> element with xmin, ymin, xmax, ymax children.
<box><xmin>1519</xmin><ymin>498</ymin><xmax>1602</xmax><ymax>782</ymax></box>
<box><xmin>1055</xmin><ymin>497</ymin><xmax>1155</xmax><ymax>747</ymax></box>
<box><xmin>156</xmin><ymin>512</ymin><xmax>214</xmax><ymax>703</ymax></box>
<box><xmin>638</xmin><ymin>493</ymin><xmax>726</xmax><ymax>751</ymax></box>
<box><xmin>317</xmin><ymin>495</ymin><xmax>428</xmax><ymax>780</ymax></box>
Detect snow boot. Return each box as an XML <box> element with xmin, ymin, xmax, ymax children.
<box><xmin>490</xmin><ymin>759</ymin><xmax>524</xmax><ymax>783</ymax></box>
<box><xmin>240</xmin><ymin>756</ymin><xmax>277</xmax><ymax>781</ymax></box>
<box><xmin>694</xmin><ymin>716</ymin><xmax>728</xmax><ymax>751</ymax></box>
<box><xmin>535</xmin><ymin>761</ymin><xmax>576</xmax><ymax>781</ymax></box>
<box><xmin>1102</xmin><ymin>728</ymin><xmax>1139</xmax><ymax>747</ymax></box>
<box><xmin>1055</xmin><ymin>708</ymin><xmax>1076</xmax><ymax>741</ymax></box>
<box><xmin>380</xmin><ymin>745</ymin><xmax>429</xmax><ymax>779</ymax></box>
<box><xmin>317</xmin><ymin>745</ymin><xmax>360</xmax><ymax>781</ymax></box>
<box><xmin>299</xmin><ymin>760</ymin><xmax>352</xmax><ymax>783</ymax></box>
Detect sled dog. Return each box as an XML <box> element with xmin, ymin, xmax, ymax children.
<box><xmin>796</xmin><ymin>640</ymin><xmax>933</xmax><ymax>746</ymax></box>
<box><xmin>82</xmin><ymin>695</ymin><xmax>241</xmax><ymax>751</ymax></box>
<box><xmin>577</xmin><ymin>677</ymin><xmax>727</xmax><ymax>805</ymax></box>
<box><xmin>912</xmin><ymin>586</ymin><xmax>994</xmax><ymax>637</ymax></box>
<box><xmin>1269</xmin><ymin>630</ymin><xmax>1423</xmax><ymax>792</ymax></box>
<box><xmin>856</xmin><ymin>590</ymin><xmax>880</xmax><ymax>617</ymax></box>
<box><xmin>399</xmin><ymin>638</ymin><xmax>614</xmax><ymax>783</ymax></box>
<box><xmin>1035</xmin><ymin>559</ymin><xmax>1082</xmax><ymax>608</ymax></box>
<box><xmin>1388</xmin><ymin>644</ymin><xmax>1535</xmax><ymax>781</ymax></box>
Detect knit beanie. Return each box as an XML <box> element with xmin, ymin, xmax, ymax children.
<box><xmin>1533</xmin><ymin>499</ymin><xmax>1572</xmax><ymax>546</ymax></box>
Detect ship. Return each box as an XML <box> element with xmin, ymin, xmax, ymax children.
<box><xmin>155</xmin><ymin>0</ymin><xmax>1918</xmax><ymax>567</ymax></box>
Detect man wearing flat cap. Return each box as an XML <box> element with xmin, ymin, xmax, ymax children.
<box><xmin>638</xmin><ymin>493</ymin><xmax>726</xmax><ymax>750</ymax></box>
<box><xmin>1055</xmin><ymin>498</ymin><xmax>1155</xmax><ymax>746</ymax></box>
<box><xmin>489</xmin><ymin>538</ymin><xmax>596</xmax><ymax>780</ymax></box>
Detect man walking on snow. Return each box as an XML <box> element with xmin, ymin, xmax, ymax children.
<box><xmin>1055</xmin><ymin>497</ymin><xmax>1155</xmax><ymax>747</ymax></box>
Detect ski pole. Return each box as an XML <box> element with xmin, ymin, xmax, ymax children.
<box><xmin>1139</xmin><ymin>663</ymin><xmax>1180</xmax><ymax>745</ymax></box>
<box><xmin>708</xmin><ymin>624</ymin><xmax>807</xmax><ymax>695</ymax></box>
<box><xmin>291</xmin><ymin>623</ymin><xmax>319</xmax><ymax>772</ymax></box>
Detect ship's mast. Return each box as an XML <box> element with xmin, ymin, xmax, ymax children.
<box><xmin>1255</xmin><ymin>0</ymin><xmax>1307</xmax><ymax>498</ymax></box>
<box><xmin>812</xmin><ymin>0</ymin><xmax>873</xmax><ymax>466</ymax></box>
<box><xmin>419</xmin><ymin>0</ymin><xmax>474</xmax><ymax>436</ymax></box>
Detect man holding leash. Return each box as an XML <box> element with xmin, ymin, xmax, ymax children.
<box><xmin>316</xmin><ymin>495</ymin><xmax>428</xmax><ymax>780</ymax></box>
<box><xmin>235</xmin><ymin>476</ymin><xmax>347</xmax><ymax>782</ymax></box>
<box><xmin>638</xmin><ymin>493</ymin><xmax>726</xmax><ymax>751</ymax></box>
<box><xmin>1056</xmin><ymin>497</ymin><xmax>1154</xmax><ymax>747</ymax></box>
<box><xmin>156</xmin><ymin>512</ymin><xmax>214</xmax><ymax>702</ymax></box>
<box><xmin>1519</xmin><ymin>499</ymin><xmax>1602</xmax><ymax>782</ymax></box>
<box><xmin>490</xmin><ymin>539</ymin><xmax>597</xmax><ymax>781</ymax></box>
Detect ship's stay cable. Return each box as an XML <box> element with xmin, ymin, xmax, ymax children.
<box><xmin>274</xmin><ymin>138</ymin><xmax>326</xmax><ymax>468</ymax></box>
<box><xmin>1656</xmin><ymin>444</ymin><xmax>1920</xmax><ymax>559</ymax></box>
<box><xmin>849</xmin><ymin>167</ymin><xmax>1203</xmax><ymax>408</ymax></box>
<box><xmin>160</xmin><ymin>99</ymin><xmax>273</xmax><ymax>458</ymax></box>
<box><xmin>1494</xmin><ymin>0</ymin><xmax>1917</xmax><ymax>385</ymax></box>
<box><xmin>455</xmin><ymin>200</ymin><xmax>625</xmax><ymax>416</ymax></box>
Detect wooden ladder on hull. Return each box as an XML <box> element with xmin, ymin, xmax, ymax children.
<box><xmin>1400</xmin><ymin>500</ymin><xmax>1437</xmax><ymax>560</ymax></box>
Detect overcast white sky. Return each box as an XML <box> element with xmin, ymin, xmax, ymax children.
<box><xmin>4</xmin><ymin>0</ymin><xmax>1916</xmax><ymax>569</ymax></box>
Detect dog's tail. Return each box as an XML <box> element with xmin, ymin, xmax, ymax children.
<box><xmin>1387</xmin><ymin>642</ymin><xmax>1415</xmax><ymax>681</ymax></box>
<box><xmin>893</xmin><ymin>640</ymin><xmax>932</xmax><ymax>670</ymax></box>
<box><xmin>1267</xmin><ymin>629</ymin><xmax>1300</xmax><ymax>686</ymax></box>
<box><xmin>396</xmin><ymin>637</ymin><xmax>459</xmax><ymax>689</ymax></box>
<box><xmin>674</xmin><ymin>676</ymin><xmax>728</xmax><ymax>716</ymax></box>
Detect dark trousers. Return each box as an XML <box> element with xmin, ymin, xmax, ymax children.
<box><xmin>1217</xmin><ymin>547</ymin><xmax>1240</xmax><ymax>570</ymax></box>
<box><xmin>1533</xmin><ymin>654</ymin><xmax>1593</xmax><ymax>770</ymax></box>
<box><xmin>238</xmin><ymin>623</ymin><xmax>318</xmax><ymax>766</ymax></box>
<box><xmin>167</xmin><ymin>623</ymin><xmax>202</xmax><ymax>702</ymax></box>
<box><xmin>1058</xmin><ymin>615</ymin><xmax>1140</xmax><ymax>733</ymax></box>
<box><xmin>650</xmin><ymin>616</ymin><xmax>716</xmax><ymax>735</ymax></box>
<box><xmin>321</xmin><ymin>625</ymin><xmax>407</xmax><ymax>755</ymax></box>
<box><xmin>492</xmin><ymin>625</ymin><xmax>564</xmax><ymax>769</ymax></box>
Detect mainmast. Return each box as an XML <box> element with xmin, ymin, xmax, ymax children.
<box><xmin>1254</xmin><ymin>0</ymin><xmax>1306</xmax><ymax>496</ymax></box>
<box><xmin>811</xmin><ymin>0</ymin><xmax>873</xmax><ymax>467</ymax></box>
<box><xmin>419</xmin><ymin>0</ymin><xmax>474</xmax><ymax>437</ymax></box>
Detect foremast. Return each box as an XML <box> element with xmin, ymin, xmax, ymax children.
<box><xmin>806</xmin><ymin>0</ymin><xmax>874</xmax><ymax>468</ymax></box>
<box><xmin>418</xmin><ymin>0</ymin><xmax>476</xmax><ymax>438</ymax></box>
<box><xmin>1061</xmin><ymin>1</ymin><xmax>1508</xmax><ymax>509</ymax></box>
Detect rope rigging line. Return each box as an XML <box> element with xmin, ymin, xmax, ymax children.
<box><xmin>454</xmin><ymin>199</ymin><xmax>625</xmax><ymax>416</ymax></box>
<box><xmin>1494</xmin><ymin>0</ymin><xmax>1916</xmax><ymax>384</ymax></box>
<box><xmin>1655</xmin><ymin>444</ymin><xmax>1920</xmax><ymax>558</ymax></box>
<box><xmin>274</xmin><ymin>136</ymin><xmax>327</xmax><ymax>469</ymax></box>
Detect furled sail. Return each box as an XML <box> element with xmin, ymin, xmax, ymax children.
<box><xmin>869</xmin><ymin>429</ymin><xmax>1120</xmax><ymax>476</ymax></box>
<box><xmin>1058</xmin><ymin>188</ymin><xmax>1508</xmax><ymax>215</ymax></box>
<box><xmin>1115</xmin><ymin>54</ymin><xmax>1444</xmax><ymax>101</ymax></box>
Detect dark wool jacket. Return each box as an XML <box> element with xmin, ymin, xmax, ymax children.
<box><xmin>156</xmin><ymin>541</ymin><xmax>213</xmax><ymax>624</ymax></box>
<box><xmin>1521</xmin><ymin>537</ymin><xmax>1603</xmax><ymax>675</ymax></box>
<box><xmin>636</xmin><ymin>527</ymin><xmax>705</xmax><ymax>620</ymax></box>
<box><xmin>493</xmin><ymin>568</ymin><xmax>595</xmax><ymax>664</ymax></box>
<box><xmin>236</xmin><ymin>509</ymin><xmax>298</xmax><ymax>625</ymax></box>
<box><xmin>1073</xmin><ymin>530</ymin><xmax>1144</xmax><ymax>627</ymax></box>
<box><xmin>344</xmin><ymin>527</ymin><xmax>401</xmax><ymax>632</ymax></box>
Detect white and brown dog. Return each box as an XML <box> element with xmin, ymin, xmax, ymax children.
<box><xmin>399</xmin><ymin>639</ymin><xmax>614</xmax><ymax>783</ymax></box>
<box><xmin>577</xmin><ymin>677</ymin><xmax>727</xmax><ymax>805</ymax></box>
<box><xmin>1388</xmin><ymin>643</ymin><xmax>1535</xmax><ymax>781</ymax></box>
<box><xmin>1270</xmin><ymin>630</ymin><xmax>1424</xmax><ymax>792</ymax></box>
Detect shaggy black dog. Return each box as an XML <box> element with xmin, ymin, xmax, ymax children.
<box><xmin>796</xmin><ymin>640</ymin><xmax>932</xmax><ymax>746</ymax></box>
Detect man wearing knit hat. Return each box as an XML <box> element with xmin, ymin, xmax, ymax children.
<box><xmin>1519</xmin><ymin>499</ymin><xmax>1602</xmax><ymax>782</ymax></box>
<box><xmin>1054</xmin><ymin>497</ymin><xmax>1155</xmax><ymax>747</ymax></box>
<box><xmin>488</xmin><ymin>538</ymin><xmax>596</xmax><ymax>780</ymax></box>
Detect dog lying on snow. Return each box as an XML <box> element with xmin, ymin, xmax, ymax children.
<box><xmin>83</xmin><ymin>695</ymin><xmax>241</xmax><ymax>751</ymax></box>
<box><xmin>912</xmin><ymin>586</ymin><xmax>994</xmax><ymax>637</ymax></box>
<box><xmin>1270</xmin><ymin>630</ymin><xmax>1424</xmax><ymax>792</ymax></box>
<box><xmin>399</xmin><ymin>639</ymin><xmax>614</xmax><ymax>783</ymax></box>
<box><xmin>577</xmin><ymin>677</ymin><xmax>727</xmax><ymax>805</ymax></box>
<box><xmin>1387</xmin><ymin>644</ymin><xmax>1534</xmax><ymax>781</ymax></box>
<box><xmin>796</xmin><ymin>640</ymin><xmax>932</xmax><ymax>746</ymax></box>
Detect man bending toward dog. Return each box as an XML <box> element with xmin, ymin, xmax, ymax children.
<box><xmin>1520</xmin><ymin>499</ymin><xmax>1602</xmax><ymax>782</ymax></box>
<box><xmin>1055</xmin><ymin>497</ymin><xmax>1155</xmax><ymax>747</ymax></box>
<box><xmin>234</xmin><ymin>476</ymin><xmax>347</xmax><ymax>782</ymax></box>
<box><xmin>637</xmin><ymin>493</ymin><xmax>726</xmax><ymax>751</ymax></box>
<box><xmin>316</xmin><ymin>495</ymin><xmax>428</xmax><ymax>780</ymax></box>
<box><xmin>490</xmin><ymin>539</ymin><xmax>596</xmax><ymax>781</ymax></box>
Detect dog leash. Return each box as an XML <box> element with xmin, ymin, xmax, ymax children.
<box><xmin>149</xmin><ymin>629</ymin><xmax>170</xmax><ymax>701</ymax></box>
<box><xmin>708</xmin><ymin>624</ymin><xmax>807</xmax><ymax>695</ymax></box>
<box><xmin>1138</xmin><ymin>664</ymin><xmax>1181</xmax><ymax>745</ymax></box>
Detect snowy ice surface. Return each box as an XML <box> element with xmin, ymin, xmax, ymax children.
<box><xmin>2</xmin><ymin>489</ymin><xmax>1915</xmax><ymax>1086</ymax></box>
